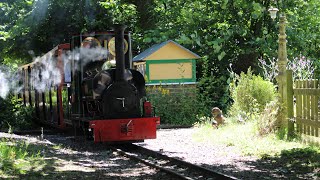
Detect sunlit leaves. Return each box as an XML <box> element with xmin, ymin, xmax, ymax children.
<box><xmin>251</xmin><ymin>2</ymin><xmax>265</xmax><ymax>19</ymax></box>
<box><xmin>0</xmin><ymin>0</ymin><xmax>319</xmax><ymax>76</ymax></box>
<box><xmin>210</xmin><ymin>40</ymin><xmax>221</xmax><ymax>54</ymax></box>
<box><xmin>143</xmin><ymin>37</ymin><xmax>152</xmax><ymax>43</ymax></box>
<box><xmin>99</xmin><ymin>0</ymin><xmax>137</xmax><ymax>25</ymax></box>
<box><xmin>218</xmin><ymin>51</ymin><xmax>226</xmax><ymax>61</ymax></box>
<box><xmin>286</xmin><ymin>0</ymin><xmax>320</xmax><ymax>61</ymax></box>
<box><xmin>25</xmin><ymin>0</ymin><xmax>33</xmax><ymax>6</ymax></box>
<box><xmin>0</xmin><ymin>25</ymin><xmax>9</xmax><ymax>41</ymax></box>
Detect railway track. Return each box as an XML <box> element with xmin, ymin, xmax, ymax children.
<box><xmin>12</xmin><ymin>129</ymin><xmax>238</xmax><ymax>179</ymax></box>
<box><xmin>110</xmin><ymin>143</ymin><xmax>237</xmax><ymax>180</ymax></box>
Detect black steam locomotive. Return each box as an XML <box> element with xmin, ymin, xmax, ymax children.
<box><xmin>18</xmin><ymin>25</ymin><xmax>160</xmax><ymax>142</ymax></box>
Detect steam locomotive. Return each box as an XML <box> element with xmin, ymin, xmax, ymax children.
<box><xmin>18</xmin><ymin>25</ymin><xmax>160</xmax><ymax>143</ymax></box>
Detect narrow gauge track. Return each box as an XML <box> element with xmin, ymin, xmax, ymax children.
<box><xmin>110</xmin><ymin>144</ymin><xmax>238</xmax><ymax>180</ymax></box>
<box><xmin>12</xmin><ymin>130</ymin><xmax>238</xmax><ymax>179</ymax></box>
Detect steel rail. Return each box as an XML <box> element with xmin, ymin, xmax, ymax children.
<box><xmin>111</xmin><ymin>144</ymin><xmax>238</xmax><ymax>180</ymax></box>
<box><xmin>111</xmin><ymin>146</ymin><xmax>193</xmax><ymax>179</ymax></box>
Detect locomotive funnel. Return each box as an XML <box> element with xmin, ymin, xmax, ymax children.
<box><xmin>114</xmin><ymin>24</ymin><xmax>126</xmax><ymax>82</ymax></box>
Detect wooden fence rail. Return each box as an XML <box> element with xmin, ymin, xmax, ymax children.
<box><xmin>288</xmin><ymin>70</ymin><xmax>320</xmax><ymax>141</ymax></box>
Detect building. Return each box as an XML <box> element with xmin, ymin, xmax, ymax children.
<box><xmin>133</xmin><ymin>40</ymin><xmax>200</xmax><ymax>85</ymax></box>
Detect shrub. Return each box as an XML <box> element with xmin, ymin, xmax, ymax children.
<box><xmin>314</xmin><ymin>59</ymin><xmax>320</xmax><ymax>79</ymax></box>
<box><xmin>258</xmin><ymin>57</ymin><xmax>278</xmax><ymax>83</ymax></box>
<box><xmin>146</xmin><ymin>85</ymin><xmax>201</xmax><ymax>125</ymax></box>
<box><xmin>258</xmin><ymin>55</ymin><xmax>316</xmax><ymax>81</ymax></box>
<box><xmin>288</xmin><ymin>55</ymin><xmax>315</xmax><ymax>80</ymax></box>
<box><xmin>229</xmin><ymin>68</ymin><xmax>277</xmax><ymax>120</ymax></box>
<box><xmin>197</xmin><ymin>75</ymin><xmax>231</xmax><ymax>116</ymax></box>
<box><xmin>0</xmin><ymin>95</ymin><xmax>35</xmax><ymax>131</ymax></box>
<box><xmin>257</xmin><ymin>99</ymin><xmax>284</xmax><ymax>136</ymax></box>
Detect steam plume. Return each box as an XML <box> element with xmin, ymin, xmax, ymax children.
<box><xmin>0</xmin><ymin>46</ymin><xmax>109</xmax><ymax>99</ymax></box>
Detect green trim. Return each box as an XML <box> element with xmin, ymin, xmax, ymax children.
<box><xmin>147</xmin><ymin>78</ymin><xmax>195</xmax><ymax>84</ymax></box>
<box><xmin>145</xmin><ymin>59</ymin><xmax>196</xmax><ymax>84</ymax></box>
<box><xmin>192</xmin><ymin>59</ymin><xmax>196</xmax><ymax>81</ymax></box>
<box><xmin>146</xmin><ymin>61</ymin><xmax>150</xmax><ymax>82</ymax></box>
<box><xmin>146</xmin><ymin>59</ymin><xmax>194</xmax><ymax>64</ymax></box>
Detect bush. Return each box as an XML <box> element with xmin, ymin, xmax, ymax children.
<box><xmin>258</xmin><ymin>55</ymin><xmax>317</xmax><ymax>81</ymax></box>
<box><xmin>197</xmin><ymin>75</ymin><xmax>231</xmax><ymax>116</ymax></box>
<box><xmin>229</xmin><ymin>68</ymin><xmax>277</xmax><ymax>120</ymax></box>
<box><xmin>146</xmin><ymin>85</ymin><xmax>201</xmax><ymax>125</ymax></box>
<box><xmin>0</xmin><ymin>95</ymin><xmax>35</xmax><ymax>131</ymax></box>
<box><xmin>257</xmin><ymin>99</ymin><xmax>284</xmax><ymax>136</ymax></box>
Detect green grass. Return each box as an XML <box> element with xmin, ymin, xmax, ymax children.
<box><xmin>193</xmin><ymin>120</ymin><xmax>316</xmax><ymax>157</ymax></box>
<box><xmin>0</xmin><ymin>138</ymin><xmax>45</xmax><ymax>178</ymax></box>
<box><xmin>193</xmin><ymin>120</ymin><xmax>320</xmax><ymax>177</ymax></box>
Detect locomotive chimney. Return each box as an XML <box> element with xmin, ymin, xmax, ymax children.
<box><xmin>114</xmin><ymin>24</ymin><xmax>126</xmax><ymax>82</ymax></box>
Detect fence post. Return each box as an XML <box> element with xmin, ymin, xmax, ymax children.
<box><xmin>286</xmin><ymin>70</ymin><xmax>294</xmax><ymax>138</ymax></box>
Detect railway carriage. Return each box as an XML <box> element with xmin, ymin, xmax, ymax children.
<box><xmin>18</xmin><ymin>25</ymin><xmax>160</xmax><ymax>143</ymax></box>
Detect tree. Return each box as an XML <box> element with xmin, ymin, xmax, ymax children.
<box><xmin>1</xmin><ymin>0</ymin><xmax>319</xmax><ymax>111</ymax></box>
<box><xmin>0</xmin><ymin>0</ymin><xmax>115</xmax><ymax>65</ymax></box>
<box><xmin>0</xmin><ymin>0</ymin><xmax>35</xmax><ymax>65</ymax></box>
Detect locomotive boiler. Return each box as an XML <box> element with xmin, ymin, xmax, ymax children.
<box><xmin>18</xmin><ymin>25</ymin><xmax>160</xmax><ymax>143</ymax></box>
<box><xmin>82</xmin><ymin>25</ymin><xmax>146</xmax><ymax>120</ymax></box>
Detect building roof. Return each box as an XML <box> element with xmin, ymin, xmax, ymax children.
<box><xmin>133</xmin><ymin>40</ymin><xmax>200</xmax><ymax>62</ymax></box>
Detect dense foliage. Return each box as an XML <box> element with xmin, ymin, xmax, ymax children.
<box><xmin>231</xmin><ymin>68</ymin><xmax>276</xmax><ymax>114</ymax></box>
<box><xmin>0</xmin><ymin>0</ymin><xmax>115</xmax><ymax>65</ymax></box>
<box><xmin>0</xmin><ymin>96</ymin><xmax>35</xmax><ymax>131</ymax></box>
<box><xmin>229</xmin><ymin>68</ymin><xmax>277</xmax><ymax>119</ymax></box>
<box><xmin>0</xmin><ymin>0</ymin><xmax>319</xmax><ymax>125</ymax></box>
<box><xmin>1</xmin><ymin>0</ymin><xmax>320</xmax><ymax>69</ymax></box>
<box><xmin>146</xmin><ymin>85</ymin><xmax>202</xmax><ymax>125</ymax></box>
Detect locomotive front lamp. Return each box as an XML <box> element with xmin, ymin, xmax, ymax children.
<box><xmin>268</xmin><ymin>7</ymin><xmax>279</xmax><ymax>20</ymax></box>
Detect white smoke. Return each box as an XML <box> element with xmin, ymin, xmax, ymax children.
<box><xmin>0</xmin><ymin>46</ymin><xmax>109</xmax><ymax>99</ymax></box>
<box><xmin>0</xmin><ymin>66</ymin><xmax>22</xmax><ymax>98</ymax></box>
<box><xmin>74</xmin><ymin>47</ymin><xmax>109</xmax><ymax>65</ymax></box>
<box><xmin>31</xmin><ymin>50</ymin><xmax>62</xmax><ymax>92</ymax></box>
<box><xmin>30</xmin><ymin>0</ymin><xmax>49</xmax><ymax>23</ymax></box>
<box><xmin>0</xmin><ymin>70</ymin><xmax>10</xmax><ymax>98</ymax></box>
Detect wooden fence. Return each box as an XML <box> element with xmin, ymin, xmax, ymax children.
<box><xmin>287</xmin><ymin>70</ymin><xmax>320</xmax><ymax>142</ymax></box>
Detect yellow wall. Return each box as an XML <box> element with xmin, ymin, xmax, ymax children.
<box><xmin>145</xmin><ymin>42</ymin><xmax>198</xmax><ymax>60</ymax></box>
<box><xmin>149</xmin><ymin>63</ymin><xmax>192</xmax><ymax>80</ymax></box>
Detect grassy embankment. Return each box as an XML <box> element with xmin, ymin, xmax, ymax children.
<box><xmin>193</xmin><ymin>119</ymin><xmax>320</xmax><ymax>177</ymax></box>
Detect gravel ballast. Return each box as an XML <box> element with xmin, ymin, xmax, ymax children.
<box><xmin>137</xmin><ymin>128</ymin><xmax>318</xmax><ymax>180</ymax></box>
<box><xmin>1</xmin><ymin>127</ymin><xmax>318</xmax><ymax>179</ymax></box>
<box><xmin>0</xmin><ymin>132</ymin><xmax>173</xmax><ymax>179</ymax></box>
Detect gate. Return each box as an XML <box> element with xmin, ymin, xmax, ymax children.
<box><xmin>287</xmin><ymin>70</ymin><xmax>320</xmax><ymax>143</ymax></box>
